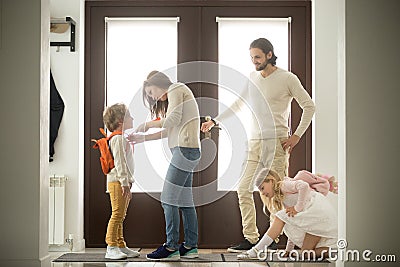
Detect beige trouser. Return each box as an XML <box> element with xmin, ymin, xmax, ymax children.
<box><xmin>105</xmin><ymin>181</ymin><xmax>130</xmax><ymax>247</ymax></box>
<box><xmin>237</xmin><ymin>138</ymin><xmax>289</xmax><ymax>244</ymax></box>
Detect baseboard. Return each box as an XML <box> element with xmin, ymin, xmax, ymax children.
<box><xmin>0</xmin><ymin>254</ymin><xmax>51</xmax><ymax>267</ymax></box>
<box><xmin>49</xmin><ymin>238</ymin><xmax>85</xmax><ymax>252</ymax></box>
<box><xmin>74</xmin><ymin>238</ymin><xmax>86</xmax><ymax>251</ymax></box>
<box><xmin>40</xmin><ymin>253</ymin><xmax>52</xmax><ymax>267</ymax></box>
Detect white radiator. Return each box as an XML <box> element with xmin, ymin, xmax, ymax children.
<box><xmin>49</xmin><ymin>175</ymin><xmax>67</xmax><ymax>245</ymax></box>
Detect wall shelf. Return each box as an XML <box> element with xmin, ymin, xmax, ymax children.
<box><xmin>50</xmin><ymin>17</ymin><xmax>76</xmax><ymax>52</ymax></box>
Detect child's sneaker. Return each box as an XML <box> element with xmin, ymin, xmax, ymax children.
<box><xmin>179</xmin><ymin>243</ymin><xmax>199</xmax><ymax>258</ymax></box>
<box><xmin>119</xmin><ymin>247</ymin><xmax>140</xmax><ymax>258</ymax></box>
<box><xmin>105</xmin><ymin>246</ymin><xmax>127</xmax><ymax>260</ymax></box>
<box><xmin>146</xmin><ymin>244</ymin><xmax>180</xmax><ymax>261</ymax></box>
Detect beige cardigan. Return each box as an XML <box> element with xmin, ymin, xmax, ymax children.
<box><xmin>159</xmin><ymin>83</ymin><xmax>201</xmax><ymax>149</ymax></box>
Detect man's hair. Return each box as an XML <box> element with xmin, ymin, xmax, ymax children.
<box><xmin>250</xmin><ymin>38</ymin><xmax>278</xmax><ymax>66</ymax></box>
<box><xmin>103</xmin><ymin>103</ymin><xmax>128</xmax><ymax>132</ymax></box>
<box><xmin>142</xmin><ymin>70</ymin><xmax>172</xmax><ymax>119</ymax></box>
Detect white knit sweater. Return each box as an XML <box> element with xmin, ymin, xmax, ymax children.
<box><xmin>216</xmin><ymin>68</ymin><xmax>315</xmax><ymax>139</ymax></box>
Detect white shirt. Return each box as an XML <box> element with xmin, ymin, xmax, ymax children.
<box><xmin>107</xmin><ymin>135</ymin><xmax>134</xmax><ymax>187</ymax></box>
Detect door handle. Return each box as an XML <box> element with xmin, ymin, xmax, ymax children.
<box><xmin>203</xmin><ymin>116</ymin><xmax>221</xmax><ymax>139</ymax></box>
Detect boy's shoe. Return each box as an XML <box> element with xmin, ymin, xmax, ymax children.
<box><xmin>146</xmin><ymin>244</ymin><xmax>180</xmax><ymax>261</ymax></box>
<box><xmin>105</xmin><ymin>246</ymin><xmax>127</xmax><ymax>260</ymax></box>
<box><xmin>179</xmin><ymin>243</ymin><xmax>199</xmax><ymax>258</ymax></box>
<box><xmin>227</xmin><ymin>239</ymin><xmax>255</xmax><ymax>253</ymax></box>
<box><xmin>119</xmin><ymin>247</ymin><xmax>140</xmax><ymax>258</ymax></box>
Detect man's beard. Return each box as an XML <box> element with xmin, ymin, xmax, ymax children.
<box><xmin>255</xmin><ymin>60</ymin><xmax>268</xmax><ymax>71</ymax></box>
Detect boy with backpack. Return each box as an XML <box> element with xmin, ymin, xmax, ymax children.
<box><xmin>94</xmin><ymin>103</ymin><xmax>139</xmax><ymax>260</ymax></box>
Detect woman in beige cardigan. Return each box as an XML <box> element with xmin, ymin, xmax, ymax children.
<box><xmin>130</xmin><ymin>71</ymin><xmax>201</xmax><ymax>261</ymax></box>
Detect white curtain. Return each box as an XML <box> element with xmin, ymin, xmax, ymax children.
<box><xmin>106</xmin><ymin>17</ymin><xmax>178</xmax><ymax>192</ymax></box>
<box><xmin>217</xmin><ymin>17</ymin><xmax>290</xmax><ymax>191</ymax></box>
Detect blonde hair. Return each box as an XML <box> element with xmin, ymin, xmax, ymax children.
<box><xmin>255</xmin><ymin>168</ymin><xmax>285</xmax><ymax>243</ymax></box>
<box><xmin>103</xmin><ymin>103</ymin><xmax>129</xmax><ymax>132</ymax></box>
<box><xmin>256</xmin><ymin>169</ymin><xmax>285</xmax><ymax>216</ymax></box>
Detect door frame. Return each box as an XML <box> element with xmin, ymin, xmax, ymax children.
<box><xmin>85</xmin><ymin>0</ymin><xmax>311</xmax><ymax>248</ymax></box>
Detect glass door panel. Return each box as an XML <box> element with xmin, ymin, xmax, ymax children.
<box><xmin>217</xmin><ymin>17</ymin><xmax>290</xmax><ymax>191</ymax></box>
<box><xmin>106</xmin><ymin>17</ymin><xmax>178</xmax><ymax>192</ymax></box>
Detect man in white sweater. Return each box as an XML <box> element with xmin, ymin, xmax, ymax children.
<box><xmin>201</xmin><ymin>38</ymin><xmax>315</xmax><ymax>252</ymax></box>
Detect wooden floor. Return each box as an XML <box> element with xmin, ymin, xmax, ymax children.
<box><xmin>50</xmin><ymin>248</ymin><xmax>336</xmax><ymax>267</ymax></box>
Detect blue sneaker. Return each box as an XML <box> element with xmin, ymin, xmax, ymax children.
<box><xmin>179</xmin><ymin>243</ymin><xmax>199</xmax><ymax>258</ymax></box>
<box><xmin>146</xmin><ymin>244</ymin><xmax>180</xmax><ymax>261</ymax></box>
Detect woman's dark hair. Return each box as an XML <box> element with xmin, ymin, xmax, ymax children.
<box><xmin>142</xmin><ymin>70</ymin><xmax>172</xmax><ymax>118</ymax></box>
<box><xmin>250</xmin><ymin>38</ymin><xmax>278</xmax><ymax>66</ymax></box>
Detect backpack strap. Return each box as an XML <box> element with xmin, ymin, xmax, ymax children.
<box><xmin>107</xmin><ymin>130</ymin><xmax>122</xmax><ymax>141</ymax></box>
<box><xmin>99</xmin><ymin>127</ymin><xmax>107</xmax><ymax>137</ymax></box>
<box><xmin>105</xmin><ymin>130</ymin><xmax>122</xmax><ymax>157</ymax></box>
<box><xmin>91</xmin><ymin>129</ymin><xmax>122</xmax><ymax>148</ymax></box>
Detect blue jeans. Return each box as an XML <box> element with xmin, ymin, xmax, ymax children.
<box><xmin>161</xmin><ymin>147</ymin><xmax>200</xmax><ymax>250</ymax></box>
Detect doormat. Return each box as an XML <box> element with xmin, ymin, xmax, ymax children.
<box><xmin>53</xmin><ymin>253</ymin><xmax>223</xmax><ymax>262</ymax></box>
<box><xmin>53</xmin><ymin>252</ymin><xmax>330</xmax><ymax>263</ymax></box>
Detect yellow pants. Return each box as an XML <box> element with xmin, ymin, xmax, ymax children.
<box><xmin>105</xmin><ymin>181</ymin><xmax>130</xmax><ymax>247</ymax></box>
<box><xmin>237</xmin><ymin>138</ymin><xmax>289</xmax><ymax>244</ymax></box>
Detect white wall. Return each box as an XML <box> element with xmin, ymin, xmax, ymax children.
<box><xmin>312</xmin><ymin>0</ymin><xmax>339</xmax><ymax>177</ymax></box>
<box><xmin>0</xmin><ymin>0</ymin><xmax>51</xmax><ymax>266</ymax></box>
<box><xmin>48</xmin><ymin>0</ymin><xmax>85</xmax><ymax>251</ymax></box>
<box><xmin>312</xmin><ymin>1</ymin><xmax>345</xmax><ymax>261</ymax></box>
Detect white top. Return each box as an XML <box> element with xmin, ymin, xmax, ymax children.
<box><xmin>277</xmin><ymin>181</ymin><xmax>337</xmax><ymax>250</ymax></box>
<box><xmin>159</xmin><ymin>83</ymin><xmax>201</xmax><ymax>149</ymax></box>
<box><xmin>107</xmin><ymin>135</ymin><xmax>134</xmax><ymax>187</ymax></box>
<box><xmin>216</xmin><ymin>68</ymin><xmax>315</xmax><ymax>139</ymax></box>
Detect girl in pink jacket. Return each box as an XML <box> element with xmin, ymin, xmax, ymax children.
<box><xmin>238</xmin><ymin>168</ymin><xmax>338</xmax><ymax>260</ymax></box>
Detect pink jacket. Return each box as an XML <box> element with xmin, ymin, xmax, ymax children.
<box><xmin>292</xmin><ymin>170</ymin><xmax>330</xmax><ymax>196</ymax></box>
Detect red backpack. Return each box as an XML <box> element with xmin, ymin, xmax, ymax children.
<box><xmin>91</xmin><ymin>128</ymin><xmax>122</xmax><ymax>175</ymax></box>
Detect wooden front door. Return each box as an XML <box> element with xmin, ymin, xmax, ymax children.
<box><xmin>85</xmin><ymin>0</ymin><xmax>311</xmax><ymax>248</ymax></box>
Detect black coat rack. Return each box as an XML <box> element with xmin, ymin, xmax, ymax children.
<box><xmin>50</xmin><ymin>16</ymin><xmax>76</xmax><ymax>52</ymax></box>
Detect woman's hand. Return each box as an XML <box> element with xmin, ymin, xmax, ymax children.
<box><xmin>281</xmin><ymin>134</ymin><xmax>300</xmax><ymax>153</ymax></box>
<box><xmin>127</xmin><ymin>133</ymin><xmax>145</xmax><ymax>144</ymax></box>
<box><xmin>285</xmin><ymin>206</ymin><xmax>298</xmax><ymax>217</ymax></box>
<box><xmin>201</xmin><ymin>121</ymin><xmax>215</xmax><ymax>132</ymax></box>
<box><xmin>134</xmin><ymin>122</ymin><xmax>150</xmax><ymax>133</ymax></box>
